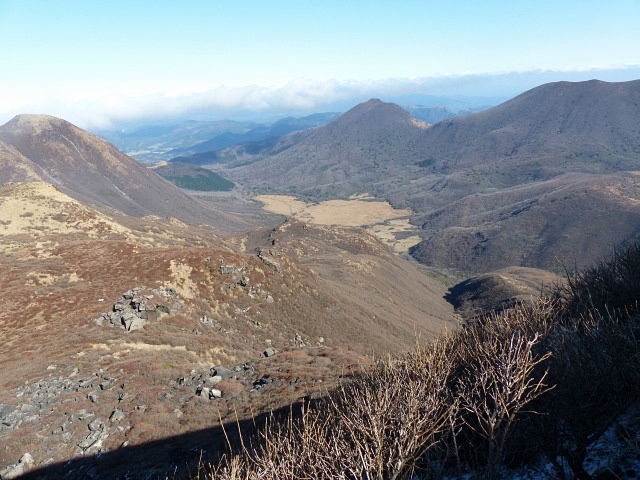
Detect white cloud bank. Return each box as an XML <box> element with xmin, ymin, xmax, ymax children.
<box><xmin>1</xmin><ymin>66</ymin><xmax>639</xmax><ymax>130</ymax></box>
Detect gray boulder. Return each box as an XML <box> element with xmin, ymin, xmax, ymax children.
<box><xmin>0</xmin><ymin>452</ymin><xmax>34</xmax><ymax>479</ymax></box>
<box><xmin>205</xmin><ymin>375</ymin><xmax>223</xmax><ymax>385</ymax></box>
<box><xmin>109</xmin><ymin>409</ymin><xmax>126</xmax><ymax>423</ymax></box>
<box><xmin>261</xmin><ymin>347</ymin><xmax>277</xmax><ymax>358</ymax></box>
<box><xmin>211</xmin><ymin>366</ymin><xmax>234</xmax><ymax>379</ymax></box>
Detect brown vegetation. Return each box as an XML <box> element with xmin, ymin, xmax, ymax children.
<box><xmin>202</xmin><ymin>243</ymin><xmax>640</xmax><ymax>479</ymax></box>
<box><xmin>0</xmin><ymin>181</ymin><xmax>454</xmax><ymax>477</ymax></box>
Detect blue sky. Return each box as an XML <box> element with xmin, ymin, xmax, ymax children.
<box><xmin>1</xmin><ymin>0</ymin><xmax>639</xmax><ymax>128</ymax></box>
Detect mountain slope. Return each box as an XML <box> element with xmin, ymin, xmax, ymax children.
<box><xmin>0</xmin><ymin>138</ymin><xmax>45</xmax><ymax>182</ymax></box>
<box><xmin>0</xmin><ymin>114</ymin><xmax>232</xmax><ymax>224</ymax></box>
<box><xmin>445</xmin><ymin>266</ymin><xmax>561</xmax><ymax>318</ymax></box>
<box><xmin>0</xmin><ymin>180</ymin><xmax>454</xmax><ymax>476</ymax></box>
<box><xmin>221</xmin><ymin>99</ymin><xmax>429</xmax><ymax>198</ymax></box>
<box><xmin>410</xmin><ymin>171</ymin><xmax>640</xmax><ymax>273</ymax></box>
<box><xmin>417</xmin><ymin>79</ymin><xmax>640</xmax><ymax>175</ymax></box>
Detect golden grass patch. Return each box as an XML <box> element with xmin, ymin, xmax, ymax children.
<box><xmin>168</xmin><ymin>260</ymin><xmax>197</xmax><ymax>299</ymax></box>
<box><xmin>256</xmin><ymin>194</ymin><xmax>421</xmax><ymax>253</ymax></box>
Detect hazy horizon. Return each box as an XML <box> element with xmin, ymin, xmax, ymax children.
<box><xmin>1</xmin><ymin>1</ymin><xmax>639</xmax><ymax>128</ymax></box>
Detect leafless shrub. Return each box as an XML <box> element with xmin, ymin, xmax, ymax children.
<box><xmin>204</xmin><ymin>323</ymin><xmax>555</xmax><ymax>479</ymax></box>
<box><xmin>555</xmin><ymin>242</ymin><xmax>640</xmax><ymax>318</ymax></box>
<box><xmin>197</xmin><ymin>243</ymin><xmax>640</xmax><ymax>480</ymax></box>
<box><xmin>205</xmin><ymin>338</ymin><xmax>459</xmax><ymax>479</ymax></box>
<box><xmin>454</xmin><ymin>327</ymin><xmax>552</xmax><ymax>479</ymax></box>
<box><xmin>531</xmin><ymin>311</ymin><xmax>640</xmax><ymax>478</ymax></box>
<box><xmin>503</xmin><ymin>243</ymin><xmax>640</xmax><ymax>478</ymax></box>
<box><xmin>325</xmin><ymin>339</ymin><xmax>457</xmax><ymax>479</ymax></box>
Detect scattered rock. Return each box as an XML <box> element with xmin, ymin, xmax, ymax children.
<box><xmin>0</xmin><ymin>404</ymin><xmax>16</xmax><ymax>431</ymax></box>
<box><xmin>88</xmin><ymin>418</ymin><xmax>105</xmax><ymax>432</ymax></box>
<box><xmin>195</xmin><ymin>385</ymin><xmax>222</xmax><ymax>400</ymax></box>
<box><xmin>93</xmin><ymin>286</ymin><xmax>183</xmax><ymax>332</ymax></box>
<box><xmin>158</xmin><ymin>392</ymin><xmax>173</xmax><ymax>401</ymax></box>
<box><xmin>196</xmin><ymin>386</ymin><xmax>209</xmax><ymax>398</ymax></box>
<box><xmin>211</xmin><ymin>366</ymin><xmax>234</xmax><ymax>379</ymax></box>
<box><xmin>73</xmin><ymin>409</ymin><xmax>94</xmax><ymax>421</ymax></box>
<box><xmin>205</xmin><ymin>375</ymin><xmax>222</xmax><ymax>385</ymax></box>
<box><xmin>109</xmin><ymin>409</ymin><xmax>126</xmax><ymax>423</ymax></box>
<box><xmin>219</xmin><ymin>263</ymin><xmax>251</xmax><ymax>286</ymax></box>
<box><xmin>261</xmin><ymin>347</ymin><xmax>277</xmax><ymax>358</ymax></box>
<box><xmin>99</xmin><ymin>380</ymin><xmax>114</xmax><ymax>391</ymax></box>
<box><xmin>253</xmin><ymin>375</ymin><xmax>274</xmax><ymax>390</ymax></box>
<box><xmin>0</xmin><ymin>452</ymin><xmax>34</xmax><ymax>479</ymax></box>
<box><xmin>78</xmin><ymin>432</ymin><xmax>100</xmax><ymax>449</ymax></box>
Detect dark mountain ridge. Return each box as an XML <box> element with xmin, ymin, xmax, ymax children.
<box><xmin>418</xmin><ymin>79</ymin><xmax>640</xmax><ymax>174</ymax></box>
<box><xmin>407</xmin><ymin>79</ymin><xmax>640</xmax><ymax>273</ymax></box>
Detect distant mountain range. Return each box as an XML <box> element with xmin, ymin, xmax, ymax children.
<box><xmin>95</xmin><ymin>113</ymin><xmax>341</xmax><ymax>164</ymax></box>
<box><xmin>169</xmin><ymin>112</ymin><xmax>341</xmax><ymax>159</ymax></box>
<box><xmin>96</xmin><ymin>102</ymin><xmax>489</xmax><ymax>165</ymax></box>
<box><xmin>95</xmin><ymin>119</ymin><xmax>257</xmax><ymax>163</ymax></box>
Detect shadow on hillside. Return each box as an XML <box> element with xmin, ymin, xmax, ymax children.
<box><xmin>17</xmin><ymin>402</ymin><xmax>300</xmax><ymax>480</ymax></box>
<box><xmin>444</xmin><ymin>283</ymin><xmax>465</xmax><ymax>311</ymax></box>
<box><xmin>445</xmin><ymin>277</ymin><xmax>522</xmax><ymax>318</ymax></box>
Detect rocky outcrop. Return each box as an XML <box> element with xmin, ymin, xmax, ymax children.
<box><xmin>195</xmin><ymin>386</ymin><xmax>222</xmax><ymax>400</ymax></box>
<box><xmin>94</xmin><ymin>286</ymin><xmax>182</xmax><ymax>331</ymax></box>
<box><xmin>257</xmin><ymin>248</ymin><xmax>282</xmax><ymax>273</ymax></box>
<box><xmin>214</xmin><ymin>260</ymin><xmax>275</xmax><ymax>306</ymax></box>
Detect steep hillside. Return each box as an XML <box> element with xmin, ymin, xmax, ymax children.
<box><xmin>445</xmin><ymin>266</ymin><xmax>561</xmax><ymax>318</ymax></box>
<box><xmin>0</xmin><ymin>138</ymin><xmax>44</xmax><ymax>182</ymax></box>
<box><xmin>410</xmin><ymin>171</ymin><xmax>640</xmax><ymax>273</ymax></box>
<box><xmin>204</xmin><ymin>243</ymin><xmax>640</xmax><ymax>480</ymax></box>
<box><xmin>0</xmin><ymin>115</ymin><xmax>229</xmax><ymax>225</ymax></box>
